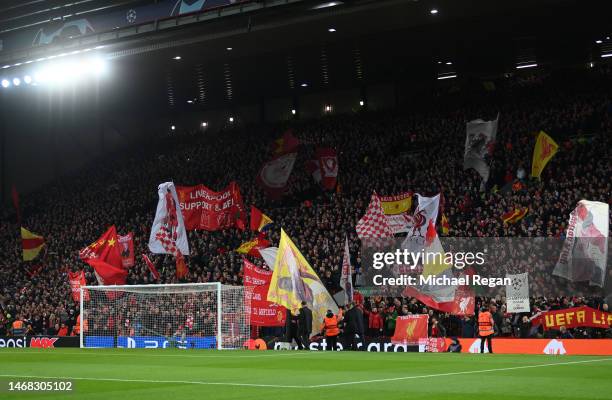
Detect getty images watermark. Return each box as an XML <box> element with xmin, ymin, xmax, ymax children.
<box><xmin>369</xmin><ymin>247</ymin><xmax>510</xmax><ymax>288</ymax></box>
<box><xmin>357</xmin><ymin>237</ymin><xmax>610</xmax><ymax>298</ymax></box>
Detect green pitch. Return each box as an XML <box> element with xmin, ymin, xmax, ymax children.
<box><xmin>1</xmin><ymin>349</ymin><xmax>611</xmax><ymax>399</ymax></box>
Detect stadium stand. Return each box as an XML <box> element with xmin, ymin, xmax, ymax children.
<box><xmin>0</xmin><ymin>65</ymin><xmax>610</xmax><ymax>340</ymax></box>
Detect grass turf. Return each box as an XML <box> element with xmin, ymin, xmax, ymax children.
<box><xmin>1</xmin><ymin>349</ymin><xmax>611</xmax><ymax>399</ymax></box>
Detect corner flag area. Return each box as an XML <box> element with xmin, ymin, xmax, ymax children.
<box><xmin>1</xmin><ymin>350</ymin><xmax>611</xmax><ymax>399</ymax></box>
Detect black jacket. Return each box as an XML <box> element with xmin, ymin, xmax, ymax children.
<box><xmin>299</xmin><ymin>306</ymin><xmax>313</xmax><ymax>334</ymax></box>
<box><xmin>343</xmin><ymin>307</ymin><xmax>365</xmax><ymax>336</ymax></box>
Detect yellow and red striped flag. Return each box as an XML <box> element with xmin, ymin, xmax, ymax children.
<box><xmin>21</xmin><ymin>227</ymin><xmax>44</xmax><ymax>261</ymax></box>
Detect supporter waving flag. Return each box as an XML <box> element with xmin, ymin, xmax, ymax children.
<box><xmin>250</xmin><ymin>206</ymin><xmax>273</xmax><ymax>232</ymax></box>
<box><xmin>257</xmin><ymin>153</ymin><xmax>297</xmax><ymax>199</ymax></box>
<box><xmin>148</xmin><ymin>182</ymin><xmax>190</xmax><ymax>256</ymax></box>
<box><xmin>79</xmin><ymin>225</ymin><xmax>127</xmax><ymax>286</ymax></box>
<box><xmin>356</xmin><ymin>192</ymin><xmax>394</xmax><ymax>239</ymax></box>
<box><xmin>531</xmin><ymin>130</ymin><xmax>559</xmax><ymax>179</ymax></box>
<box><xmin>464</xmin><ymin>115</ymin><xmax>498</xmax><ymax>183</ymax></box>
<box><xmin>21</xmin><ymin>227</ymin><xmax>45</xmax><ymax>261</ymax></box>
<box><xmin>315</xmin><ymin>147</ymin><xmax>338</xmax><ymax>191</ymax></box>
<box><xmin>267</xmin><ymin>229</ymin><xmax>338</xmax><ymax>333</ymax></box>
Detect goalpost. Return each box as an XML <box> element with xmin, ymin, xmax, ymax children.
<box><xmin>80</xmin><ymin>283</ymin><xmax>251</xmax><ymax>350</ymax></box>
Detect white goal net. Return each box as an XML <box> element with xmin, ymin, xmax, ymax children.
<box><xmin>80</xmin><ymin>283</ymin><xmax>251</xmax><ymax>349</ymax></box>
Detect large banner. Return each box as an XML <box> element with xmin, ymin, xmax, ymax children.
<box><xmin>176</xmin><ymin>182</ymin><xmax>245</xmax><ymax>231</ymax></box>
<box><xmin>391</xmin><ymin>315</ymin><xmax>429</xmax><ymax>344</ymax></box>
<box><xmin>67</xmin><ymin>270</ymin><xmax>89</xmax><ymax>302</ymax></box>
<box><xmin>267</xmin><ymin>229</ymin><xmax>338</xmax><ymax>332</ymax></box>
<box><xmin>464</xmin><ymin>116</ymin><xmax>498</xmax><ymax>182</ymax></box>
<box><xmin>553</xmin><ymin>200</ymin><xmax>609</xmax><ymax>287</ymax></box>
<box><xmin>444</xmin><ymin>338</ymin><xmax>612</xmax><ymax>355</ymax></box>
<box><xmin>243</xmin><ymin>260</ymin><xmax>285</xmax><ymax>327</ymax></box>
<box><xmin>148</xmin><ymin>182</ymin><xmax>190</xmax><ymax>256</ymax></box>
<box><xmin>257</xmin><ymin>153</ymin><xmax>297</xmax><ymax>199</ymax></box>
<box><xmin>380</xmin><ymin>192</ymin><xmax>412</xmax><ymax>233</ymax></box>
<box><xmin>118</xmin><ymin>233</ymin><xmax>135</xmax><ymax>267</ymax></box>
<box><xmin>505</xmin><ymin>272</ymin><xmax>530</xmax><ymax>313</ymax></box>
<box><xmin>531</xmin><ymin>306</ymin><xmax>612</xmax><ymax>331</ymax></box>
<box><xmin>315</xmin><ymin>147</ymin><xmax>338</xmax><ymax>191</ymax></box>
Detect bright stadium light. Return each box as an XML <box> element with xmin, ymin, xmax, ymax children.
<box><xmin>226</xmin><ymin>47</ymin><xmax>233</xmax><ymax>51</ymax></box>
<box><xmin>24</xmin><ymin>75</ymin><xmax>32</xmax><ymax>84</ymax></box>
<box><xmin>173</xmin><ymin>56</ymin><xmax>182</xmax><ymax>60</ymax></box>
<box><xmin>171</xmin><ymin>125</ymin><xmax>176</xmax><ymax>131</ymax></box>
<box><xmin>201</xmin><ymin>122</ymin><xmax>208</xmax><ymax>127</ymax></box>
<box><xmin>596</xmin><ymin>40</ymin><xmax>603</xmax><ymax>44</ymax></box>
<box><xmin>291</xmin><ymin>109</ymin><xmax>296</xmax><ymax>115</ymax></box>
<box><xmin>1</xmin><ymin>79</ymin><xmax>9</xmax><ymax>88</ymax></box>
<box><xmin>430</xmin><ymin>8</ymin><xmax>439</xmax><ymax>15</ymax></box>
<box><xmin>301</xmin><ymin>83</ymin><xmax>308</xmax><ymax>87</ymax></box>
<box><xmin>437</xmin><ymin>74</ymin><xmax>457</xmax><ymax>80</ymax></box>
<box><xmin>601</xmin><ymin>53</ymin><xmax>612</xmax><ymax>58</ymax></box>
<box><xmin>13</xmin><ymin>77</ymin><xmax>21</xmax><ymax>86</ymax></box>
<box><xmin>359</xmin><ymin>100</ymin><xmax>365</xmax><ymax>106</ymax></box>
<box><xmin>229</xmin><ymin>117</ymin><xmax>234</xmax><ymax>123</ymax></box>
<box><xmin>328</xmin><ymin>28</ymin><xmax>336</xmax><ymax>32</ymax></box>
<box><xmin>90</xmin><ymin>58</ymin><xmax>108</xmax><ymax>76</ymax></box>
<box><xmin>516</xmin><ymin>63</ymin><xmax>538</xmax><ymax>69</ymax></box>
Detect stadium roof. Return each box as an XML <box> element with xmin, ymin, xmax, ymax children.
<box><xmin>0</xmin><ymin>0</ymin><xmax>610</xmax><ymax>115</ymax></box>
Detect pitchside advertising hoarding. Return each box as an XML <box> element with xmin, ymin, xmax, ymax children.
<box><xmin>0</xmin><ymin>336</ymin><xmax>79</xmax><ymax>348</ymax></box>
<box><xmin>3</xmin><ymin>336</ymin><xmax>612</xmax><ymax>355</ymax></box>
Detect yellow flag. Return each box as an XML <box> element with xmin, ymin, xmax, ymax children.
<box><xmin>380</xmin><ymin>193</ymin><xmax>412</xmax><ymax>215</ymax></box>
<box><xmin>267</xmin><ymin>229</ymin><xmax>338</xmax><ymax>332</ymax></box>
<box><xmin>21</xmin><ymin>227</ymin><xmax>45</xmax><ymax>261</ymax></box>
<box><xmin>531</xmin><ymin>131</ymin><xmax>558</xmax><ymax>178</ymax></box>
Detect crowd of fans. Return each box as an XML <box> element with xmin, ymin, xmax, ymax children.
<box><xmin>0</xmin><ymin>65</ymin><xmax>610</xmax><ymax>341</ymax></box>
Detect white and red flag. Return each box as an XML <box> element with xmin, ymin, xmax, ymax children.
<box><xmin>554</xmin><ymin>200</ymin><xmax>609</xmax><ymax>287</ymax></box>
<box><xmin>257</xmin><ymin>153</ymin><xmax>297</xmax><ymax>199</ymax></box>
<box><xmin>148</xmin><ymin>182</ymin><xmax>190</xmax><ymax>256</ymax></box>
<box><xmin>356</xmin><ymin>192</ymin><xmax>394</xmax><ymax>239</ymax></box>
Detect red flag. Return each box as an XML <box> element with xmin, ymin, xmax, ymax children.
<box><xmin>118</xmin><ymin>233</ymin><xmax>135</xmax><ymax>267</ymax></box>
<box><xmin>80</xmin><ymin>226</ymin><xmax>127</xmax><ymax>286</ymax></box>
<box><xmin>403</xmin><ymin>270</ymin><xmax>476</xmax><ymax>316</ymax></box>
<box><xmin>243</xmin><ymin>259</ymin><xmax>285</xmax><ymax>326</ymax></box>
<box><xmin>315</xmin><ymin>147</ymin><xmax>338</xmax><ymax>190</ymax></box>
<box><xmin>391</xmin><ymin>315</ymin><xmax>429</xmax><ymax>344</ymax></box>
<box><xmin>176</xmin><ymin>253</ymin><xmax>189</xmax><ymax>279</ymax></box>
<box><xmin>11</xmin><ymin>185</ymin><xmax>20</xmax><ymax>225</ymax></box>
<box><xmin>272</xmin><ymin>129</ymin><xmax>300</xmax><ymax>155</ymax></box>
<box><xmin>250</xmin><ymin>206</ymin><xmax>273</xmax><ymax>232</ymax></box>
<box><xmin>176</xmin><ymin>182</ymin><xmax>245</xmax><ymax>231</ymax></box>
<box><xmin>142</xmin><ymin>254</ymin><xmax>160</xmax><ymax>281</ymax></box>
<box><xmin>68</xmin><ymin>270</ymin><xmax>89</xmax><ymax>302</ymax></box>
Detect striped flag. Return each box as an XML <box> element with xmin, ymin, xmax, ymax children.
<box><xmin>21</xmin><ymin>227</ymin><xmax>44</xmax><ymax>261</ymax></box>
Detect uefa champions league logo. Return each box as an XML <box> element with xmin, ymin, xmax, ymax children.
<box><xmin>126</xmin><ymin>9</ymin><xmax>137</xmax><ymax>24</ymax></box>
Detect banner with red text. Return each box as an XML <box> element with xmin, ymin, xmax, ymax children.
<box><xmin>243</xmin><ymin>259</ymin><xmax>285</xmax><ymax>326</ymax></box>
<box><xmin>176</xmin><ymin>182</ymin><xmax>245</xmax><ymax>231</ymax></box>
<box><xmin>68</xmin><ymin>270</ymin><xmax>89</xmax><ymax>302</ymax></box>
<box><xmin>531</xmin><ymin>306</ymin><xmax>612</xmax><ymax>331</ymax></box>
